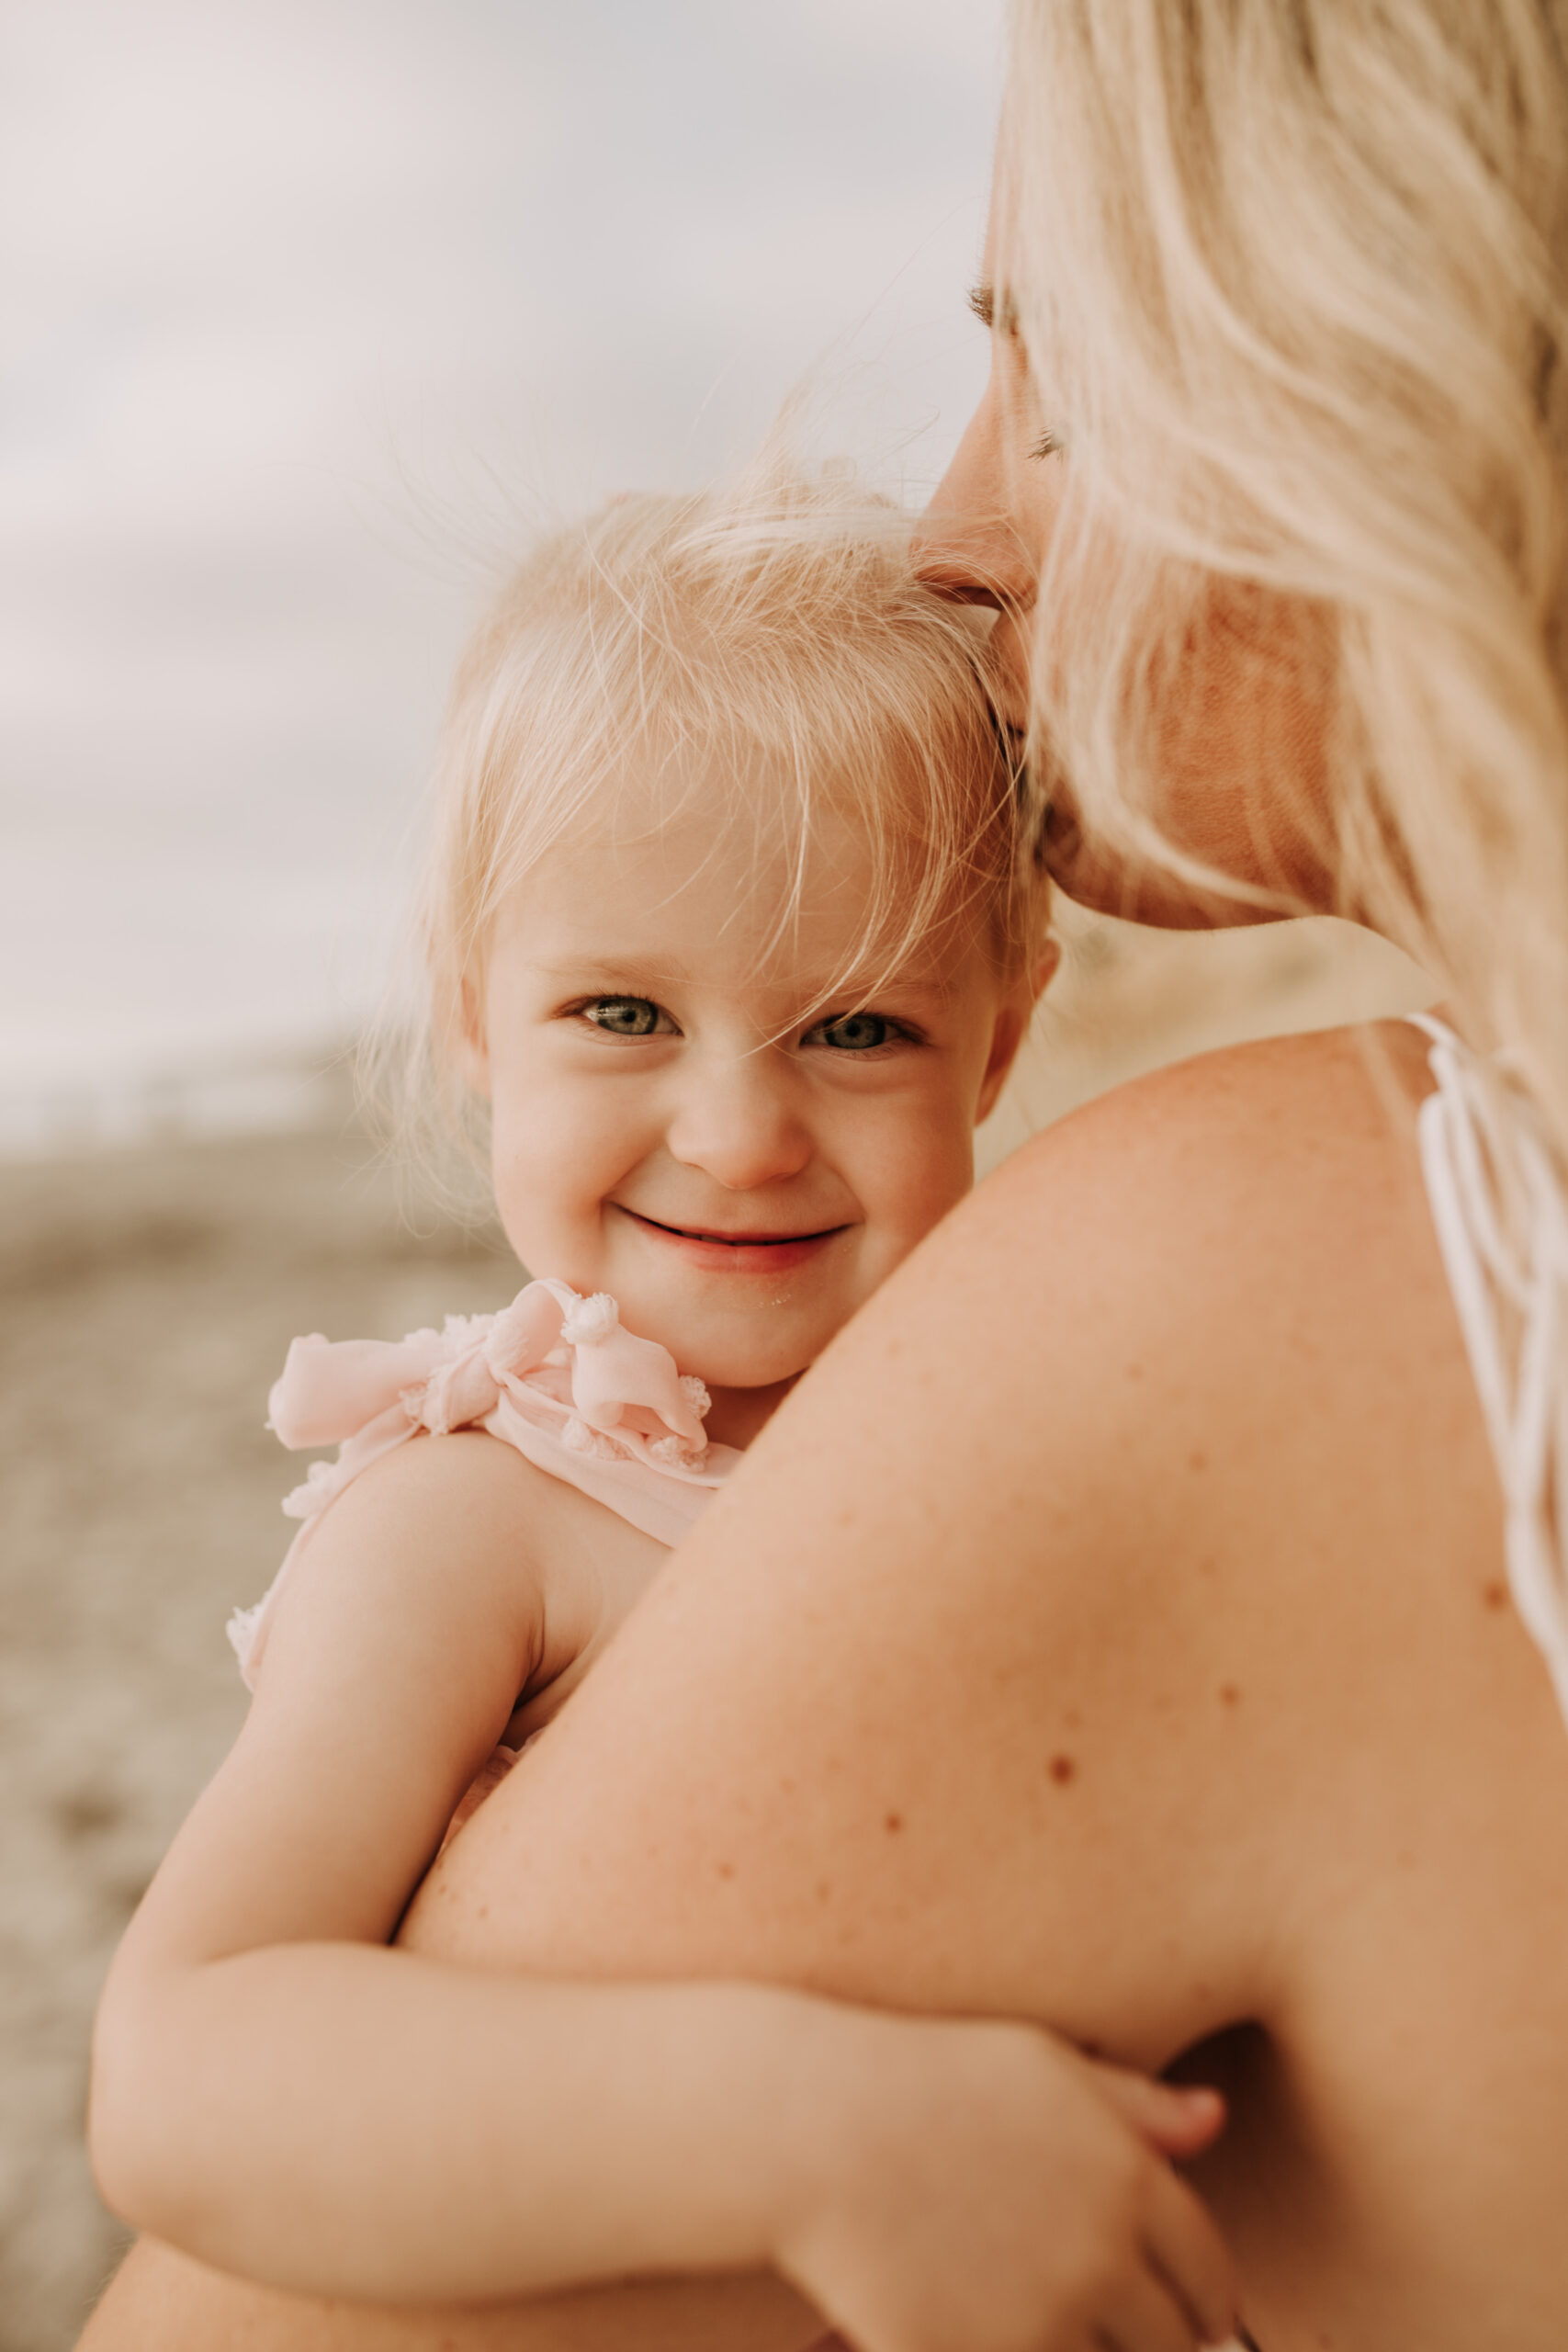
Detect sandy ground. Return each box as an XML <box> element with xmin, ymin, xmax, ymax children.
<box><xmin>0</xmin><ymin>1125</ymin><xmax>516</xmax><ymax>2349</ymax></box>
<box><xmin>0</xmin><ymin>916</ymin><xmax>1429</xmax><ymax>2352</ymax></box>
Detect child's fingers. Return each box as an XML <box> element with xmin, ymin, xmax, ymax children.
<box><xmin>1087</xmin><ymin>2062</ymin><xmax>1226</xmax><ymax>2159</ymax></box>
<box><xmin>1139</xmin><ymin>2159</ymin><xmax>1238</xmax><ymax>2348</ymax></box>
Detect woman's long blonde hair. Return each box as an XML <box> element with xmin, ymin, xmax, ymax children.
<box><xmin>1000</xmin><ymin>0</ymin><xmax>1568</xmax><ymax>1160</ymax></box>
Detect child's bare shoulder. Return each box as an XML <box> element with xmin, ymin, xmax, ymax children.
<box><xmin>268</xmin><ymin>1427</ymin><xmax>666</xmax><ymax>1677</ymax></box>
<box><xmin>337</xmin><ymin>1421</ymin><xmax>560</xmax><ymax>1523</ymax></box>
<box><xmin>291</xmin><ymin>1427</ymin><xmax>613</xmax><ymax>1606</ymax></box>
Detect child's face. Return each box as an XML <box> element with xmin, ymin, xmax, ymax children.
<box><xmin>466</xmin><ymin>786</ymin><xmax>1038</xmax><ymax>1424</ymax></box>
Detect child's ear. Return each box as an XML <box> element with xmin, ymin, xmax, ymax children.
<box><xmin>976</xmin><ymin>938</ymin><xmax>1060</xmax><ymax>1124</ymax></box>
<box><xmin>1030</xmin><ymin>936</ymin><xmax>1063</xmax><ymax>1002</ymax></box>
<box><xmin>454</xmin><ymin>976</ymin><xmax>491</xmax><ymax>1097</ymax></box>
<box><xmin>976</xmin><ymin>987</ymin><xmax>1031</xmax><ymax>1125</ymax></box>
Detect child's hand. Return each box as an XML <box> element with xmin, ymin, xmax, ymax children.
<box><xmin>774</xmin><ymin>2008</ymin><xmax>1236</xmax><ymax>2352</ymax></box>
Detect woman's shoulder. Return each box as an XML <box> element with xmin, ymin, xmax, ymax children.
<box><xmin>986</xmin><ymin>1019</ymin><xmax>1437</xmax><ymax>1288</ymax></box>
<box><xmin>900</xmin><ymin>1018</ymin><xmax>1469</xmax><ymax>1562</ymax></box>
<box><xmin>818</xmin><ymin>1020</ymin><xmax>1461</xmax><ymax>1548</ymax></box>
<box><xmin>1026</xmin><ymin>1016</ymin><xmax>1430</xmax><ymax>1170</ymax></box>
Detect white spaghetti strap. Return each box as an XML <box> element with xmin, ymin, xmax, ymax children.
<box><xmin>1410</xmin><ymin>1014</ymin><xmax>1568</xmax><ymax>1728</ymax></box>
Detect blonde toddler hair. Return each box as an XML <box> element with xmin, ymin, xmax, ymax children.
<box><xmin>410</xmin><ymin>459</ymin><xmax>1046</xmax><ymax>1159</ymax></box>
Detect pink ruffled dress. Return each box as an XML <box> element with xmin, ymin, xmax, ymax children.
<box><xmin>229</xmin><ymin>1277</ymin><xmax>739</xmax><ymax>1692</ymax></box>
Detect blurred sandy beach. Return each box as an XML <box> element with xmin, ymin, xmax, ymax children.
<box><xmin>0</xmin><ymin>915</ymin><xmax>1429</xmax><ymax>2352</ymax></box>
<box><xmin>0</xmin><ymin>1115</ymin><xmax>516</xmax><ymax>2349</ymax></box>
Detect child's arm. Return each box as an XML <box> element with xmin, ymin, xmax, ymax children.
<box><xmin>90</xmin><ymin>1426</ymin><xmax>1235</xmax><ymax>2346</ymax></box>
<box><xmin>90</xmin><ymin>1423</ymin><xmax>667</xmax><ymax>2291</ymax></box>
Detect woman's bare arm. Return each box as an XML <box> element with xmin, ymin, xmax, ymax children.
<box><xmin>408</xmin><ymin>1031</ymin><xmax>1450</xmax><ymax>2041</ymax></box>
<box><xmin>83</xmin><ymin>1026</ymin><xmax>1475</xmax><ymax>2349</ymax></box>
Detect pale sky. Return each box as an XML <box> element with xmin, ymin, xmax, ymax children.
<box><xmin>0</xmin><ymin>0</ymin><xmax>1007</xmax><ymax>1121</ymax></box>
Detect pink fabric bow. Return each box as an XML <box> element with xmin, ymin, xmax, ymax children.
<box><xmin>268</xmin><ymin>1278</ymin><xmax>707</xmax><ymax>1460</ymax></box>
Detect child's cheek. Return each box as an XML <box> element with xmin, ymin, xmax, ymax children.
<box><xmin>489</xmin><ymin>1098</ymin><xmax>567</xmax><ymax>1261</ymax></box>
<box><xmin>886</xmin><ymin>1095</ymin><xmax>976</xmax><ymax>1239</ymax></box>
<box><xmin>499</xmin><ymin>1078</ymin><xmax>629</xmax><ymax>1267</ymax></box>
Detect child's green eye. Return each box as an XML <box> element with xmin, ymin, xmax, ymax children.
<box><xmin>814</xmin><ymin>1012</ymin><xmax>897</xmax><ymax>1053</ymax></box>
<box><xmin>584</xmin><ymin>997</ymin><xmax>662</xmax><ymax>1037</ymax></box>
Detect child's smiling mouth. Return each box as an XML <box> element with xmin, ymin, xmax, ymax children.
<box><xmin>615</xmin><ymin>1205</ymin><xmax>850</xmax><ymax>1274</ymax></box>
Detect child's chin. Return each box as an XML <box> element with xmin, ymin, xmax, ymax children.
<box><xmin>680</xmin><ymin>1332</ymin><xmax>818</xmax><ymax>1396</ymax></box>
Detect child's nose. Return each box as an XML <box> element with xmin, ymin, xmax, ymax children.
<box><xmin>665</xmin><ymin>1055</ymin><xmax>813</xmax><ymax>1192</ymax></box>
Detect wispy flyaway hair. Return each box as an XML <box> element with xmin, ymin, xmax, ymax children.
<box><xmin>1000</xmin><ymin>0</ymin><xmax>1568</xmax><ymax>1164</ymax></box>
<box><xmin>411</xmin><ymin>458</ymin><xmax>1043</xmax><ymax>1159</ymax></box>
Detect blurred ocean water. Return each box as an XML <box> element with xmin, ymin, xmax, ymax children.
<box><xmin>0</xmin><ymin>827</ymin><xmax>386</xmax><ymax>1153</ymax></box>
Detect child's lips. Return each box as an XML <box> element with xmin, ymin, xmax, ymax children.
<box><xmin>616</xmin><ymin>1205</ymin><xmax>849</xmax><ymax>1274</ymax></box>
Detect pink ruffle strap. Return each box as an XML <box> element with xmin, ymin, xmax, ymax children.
<box><xmin>229</xmin><ymin>1279</ymin><xmax>733</xmax><ymax>1688</ymax></box>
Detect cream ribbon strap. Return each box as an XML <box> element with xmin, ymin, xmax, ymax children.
<box><xmin>1412</xmin><ymin>1013</ymin><xmax>1568</xmax><ymax>1726</ymax></box>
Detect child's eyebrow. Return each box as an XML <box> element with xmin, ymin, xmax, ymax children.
<box><xmin>807</xmin><ymin>963</ymin><xmax>960</xmax><ymax>1012</ymax></box>
<box><xmin>525</xmin><ymin>955</ymin><xmax>693</xmax><ymax>988</ymax></box>
<box><xmin>518</xmin><ymin>937</ymin><xmax>964</xmax><ymax>997</ymax></box>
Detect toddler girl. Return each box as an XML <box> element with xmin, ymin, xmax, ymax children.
<box><xmin>88</xmin><ymin>469</ymin><xmax>1235</xmax><ymax>2352</ymax></box>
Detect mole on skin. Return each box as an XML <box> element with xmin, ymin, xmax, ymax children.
<box><xmin>1049</xmin><ymin>1754</ymin><xmax>1077</xmax><ymax>1786</ymax></box>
